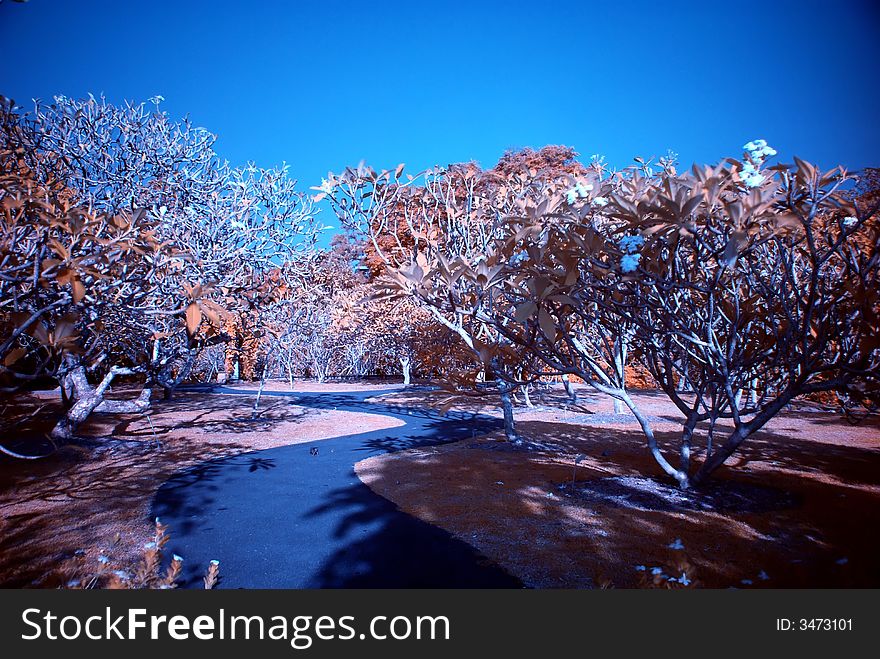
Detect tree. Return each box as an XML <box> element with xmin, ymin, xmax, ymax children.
<box><xmin>600</xmin><ymin>147</ymin><xmax>880</xmax><ymax>485</ymax></box>
<box><xmin>421</xmin><ymin>143</ymin><xmax>879</xmax><ymax>487</ymax></box>
<box><xmin>331</xmin><ymin>141</ymin><xmax>879</xmax><ymax>486</ymax></box>
<box><xmin>324</xmin><ymin>150</ymin><xmax>588</xmax><ymax>440</ymax></box>
<box><xmin>0</xmin><ymin>95</ymin><xmax>320</xmax><ymax>442</ymax></box>
<box><xmin>0</xmin><ymin>133</ymin><xmax>179</xmax><ymax>443</ymax></box>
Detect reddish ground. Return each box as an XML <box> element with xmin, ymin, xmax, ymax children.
<box><xmin>0</xmin><ymin>386</ymin><xmax>402</xmax><ymax>587</ymax></box>
<box><xmin>3</xmin><ymin>381</ymin><xmax>878</xmax><ymax>589</ymax></box>
<box><xmin>358</xmin><ymin>386</ymin><xmax>880</xmax><ymax>588</ymax></box>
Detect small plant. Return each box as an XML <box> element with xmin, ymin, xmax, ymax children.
<box><xmin>203</xmin><ymin>559</ymin><xmax>220</xmax><ymax>589</ymax></box>
<box><xmin>64</xmin><ymin>518</ymin><xmax>220</xmax><ymax>589</ymax></box>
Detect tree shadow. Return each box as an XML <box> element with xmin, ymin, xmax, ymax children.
<box><xmin>353</xmin><ymin>415</ymin><xmax>880</xmax><ymax>588</ymax></box>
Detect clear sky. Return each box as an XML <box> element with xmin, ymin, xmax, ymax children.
<box><xmin>1</xmin><ymin>0</ymin><xmax>878</xmax><ymax>244</ymax></box>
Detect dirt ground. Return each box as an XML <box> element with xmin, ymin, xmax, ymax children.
<box><xmin>0</xmin><ymin>385</ymin><xmax>402</xmax><ymax>587</ymax></box>
<box><xmin>3</xmin><ymin>380</ymin><xmax>878</xmax><ymax>589</ymax></box>
<box><xmin>358</xmin><ymin>385</ymin><xmax>880</xmax><ymax>588</ymax></box>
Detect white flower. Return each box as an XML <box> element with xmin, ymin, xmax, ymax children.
<box><xmin>667</xmin><ymin>538</ymin><xmax>684</xmax><ymax>550</ymax></box>
<box><xmin>172</xmin><ymin>554</ymin><xmax>184</xmax><ymax>562</ymax></box>
<box><xmin>593</xmin><ymin>196</ymin><xmax>608</xmax><ymax>207</ymax></box>
<box><xmin>566</xmin><ymin>182</ymin><xmax>593</xmax><ymax>204</ymax></box>
<box><xmin>741</xmin><ymin>172</ymin><xmax>765</xmax><ymax>188</ymax></box>
<box><xmin>621</xmin><ymin>253</ymin><xmax>641</xmax><ymax>273</ymax></box>
<box><xmin>677</xmin><ymin>572</ymin><xmax>691</xmax><ymax>586</ymax></box>
<box><xmin>210</xmin><ymin>559</ymin><xmax>220</xmax><ymax>566</ymax></box>
<box><xmin>634</xmin><ymin>565</ymin><xmax>647</xmax><ymax>571</ymax></box>
<box><xmin>842</xmin><ymin>216</ymin><xmax>858</xmax><ymax>227</ymax></box>
<box><xmin>97</xmin><ymin>555</ymin><xmax>110</xmax><ymax>564</ymax></box>
<box><xmin>743</xmin><ymin>138</ymin><xmax>777</xmax><ymax>162</ymax></box>
<box><xmin>758</xmin><ymin>570</ymin><xmax>769</xmax><ymax>581</ymax></box>
<box><xmin>318</xmin><ymin>178</ymin><xmax>334</xmax><ymax>194</ymax></box>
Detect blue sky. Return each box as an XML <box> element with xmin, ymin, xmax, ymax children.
<box><xmin>2</xmin><ymin>0</ymin><xmax>878</xmax><ymax>245</ymax></box>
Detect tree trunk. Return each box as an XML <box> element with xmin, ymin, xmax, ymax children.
<box><xmin>561</xmin><ymin>374</ymin><xmax>577</xmax><ymax>404</ymax></box>
<box><xmin>523</xmin><ymin>384</ymin><xmax>534</xmax><ymax>408</ymax></box>
<box><xmin>691</xmin><ymin>427</ymin><xmax>747</xmax><ymax>486</ymax></box>
<box><xmin>617</xmin><ymin>388</ymin><xmax>690</xmax><ymax>488</ymax></box>
<box><xmin>252</xmin><ymin>363</ymin><xmax>269</xmax><ymax>420</ymax></box>
<box><xmin>51</xmin><ymin>356</ymin><xmax>151</xmax><ymax>441</ymax></box>
<box><xmin>401</xmin><ymin>356</ymin><xmax>411</xmax><ymax>387</ymax></box>
<box><xmin>613</xmin><ymin>397</ymin><xmax>625</xmax><ymax>414</ymax></box>
<box><xmin>678</xmin><ymin>359</ymin><xmax>692</xmax><ymax>392</ymax></box>
<box><xmin>692</xmin><ymin>390</ymin><xmax>795</xmax><ymax>486</ymax></box>
<box><xmin>498</xmin><ymin>382</ymin><xmax>520</xmax><ymax>443</ymax></box>
<box><xmin>159</xmin><ymin>349</ymin><xmax>196</xmax><ymax>400</ymax></box>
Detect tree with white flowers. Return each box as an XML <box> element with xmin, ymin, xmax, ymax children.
<box><xmin>0</xmin><ymin>95</ymin><xmax>321</xmax><ymax>442</ymax></box>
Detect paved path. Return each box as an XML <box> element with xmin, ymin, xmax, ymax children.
<box><xmin>151</xmin><ymin>386</ymin><xmax>522</xmax><ymax>588</ymax></box>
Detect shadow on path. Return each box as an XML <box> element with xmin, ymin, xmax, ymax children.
<box><xmin>152</xmin><ymin>386</ymin><xmax>522</xmax><ymax>588</ymax></box>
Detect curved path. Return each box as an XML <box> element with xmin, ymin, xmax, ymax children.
<box><xmin>152</xmin><ymin>386</ymin><xmax>522</xmax><ymax>588</ymax></box>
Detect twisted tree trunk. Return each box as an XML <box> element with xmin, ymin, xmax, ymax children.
<box><xmin>51</xmin><ymin>355</ymin><xmax>152</xmax><ymax>441</ymax></box>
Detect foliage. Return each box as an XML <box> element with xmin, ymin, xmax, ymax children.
<box><xmin>324</xmin><ymin>144</ymin><xmax>880</xmax><ymax>485</ymax></box>
<box><xmin>0</xmin><ymin>94</ymin><xmax>320</xmax><ymax>440</ymax></box>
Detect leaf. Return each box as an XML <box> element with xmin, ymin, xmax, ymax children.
<box><xmin>47</xmin><ymin>239</ymin><xmax>69</xmax><ymax>260</ymax></box>
<box><xmin>71</xmin><ymin>278</ymin><xmax>85</xmax><ymax>303</ymax></box>
<box><xmin>538</xmin><ymin>307</ymin><xmax>556</xmax><ymax>340</ymax></box>
<box><xmin>515</xmin><ymin>301</ymin><xmax>537</xmax><ymax>323</ymax></box>
<box><xmin>30</xmin><ymin>322</ymin><xmax>50</xmax><ymax>345</ymax></box>
<box><xmin>721</xmin><ymin>230</ymin><xmax>746</xmax><ymax>267</ymax></box>
<box><xmin>185</xmin><ymin>303</ymin><xmax>201</xmax><ymax>336</ymax></box>
<box><xmin>54</xmin><ymin>314</ymin><xmax>79</xmax><ymax>342</ymax></box>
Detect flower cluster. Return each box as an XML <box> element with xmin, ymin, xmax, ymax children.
<box><xmin>744</xmin><ymin>139</ymin><xmax>776</xmax><ymax>160</ymax></box>
<box><xmin>740</xmin><ymin>139</ymin><xmax>777</xmax><ymax>188</ymax></box>
<box><xmin>619</xmin><ymin>234</ymin><xmax>644</xmax><ymax>273</ymax></box>
<box><xmin>318</xmin><ymin>178</ymin><xmax>334</xmax><ymax>194</ymax></box>
<box><xmin>565</xmin><ymin>181</ymin><xmax>593</xmax><ymax>205</ymax></box>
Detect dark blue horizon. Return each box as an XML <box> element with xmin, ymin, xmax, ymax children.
<box><xmin>2</xmin><ymin>0</ymin><xmax>878</xmax><ymax>245</ymax></box>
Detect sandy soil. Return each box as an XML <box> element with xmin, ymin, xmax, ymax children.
<box><xmin>0</xmin><ymin>387</ymin><xmax>402</xmax><ymax>587</ymax></box>
<box><xmin>357</xmin><ymin>386</ymin><xmax>880</xmax><ymax>589</ymax></box>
